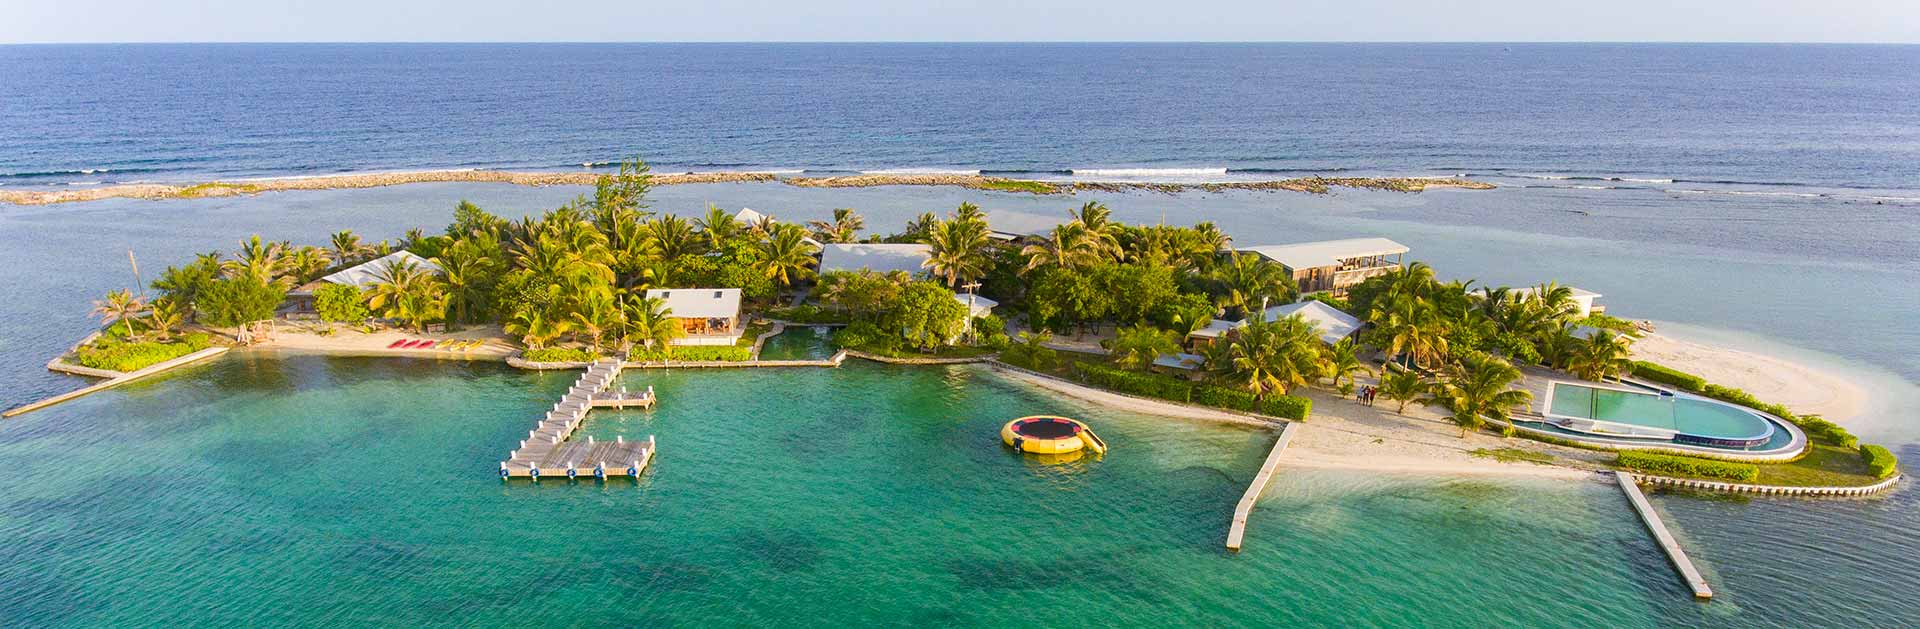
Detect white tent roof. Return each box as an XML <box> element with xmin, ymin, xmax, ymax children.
<box><xmin>734</xmin><ymin>208</ymin><xmax>767</xmax><ymax>224</ymax></box>
<box><xmin>818</xmin><ymin>243</ymin><xmax>931</xmax><ymax>275</ymax></box>
<box><xmin>1186</xmin><ymin>300</ymin><xmax>1360</xmax><ymax>346</ymax></box>
<box><xmin>1240</xmin><ymin>237</ymin><xmax>1408</xmax><ymax>270</ymax></box>
<box><xmin>953</xmin><ymin>292</ymin><xmax>998</xmax><ymax>317</ymax></box>
<box><xmin>1512</xmin><ymin>284</ymin><xmax>1602</xmax><ymax>299</ymax></box>
<box><xmin>644</xmin><ymin>288</ymin><xmax>742</xmax><ymax>319</ymax></box>
<box><xmin>1153</xmin><ymin>352</ymin><xmax>1207</xmax><ymax>370</ymax></box>
<box><xmin>317</xmin><ymin>251</ymin><xmax>440</xmax><ymax>289</ymax></box>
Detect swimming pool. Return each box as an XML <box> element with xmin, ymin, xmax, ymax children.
<box><xmin>1544</xmin><ymin>382</ymin><xmax>1776</xmax><ymax>447</ymax></box>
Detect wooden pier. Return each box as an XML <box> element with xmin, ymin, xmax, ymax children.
<box><xmin>6</xmin><ymin>347</ymin><xmax>229</xmax><ymax>418</ymax></box>
<box><xmin>500</xmin><ymin>358</ymin><xmax>657</xmax><ymax>479</ymax></box>
<box><xmin>1227</xmin><ymin>422</ymin><xmax>1301</xmax><ymax>552</ymax></box>
<box><xmin>1616</xmin><ymin>472</ymin><xmax>1714</xmax><ymax>599</ymax></box>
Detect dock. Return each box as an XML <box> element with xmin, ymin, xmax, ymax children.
<box><xmin>1616</xmin><ymin>472</ymin><xmax>1714</xmax><ymax>599</ymax></box>
<box><xmin>1226</xmin><ymin>422</ymin><xmax>1301</xmax><ymax>552</ymax></box>
<box><xmin>5</xmin><ymin>347</ymin><xmax>230</xmax><ymax>418</ymax></box>
<box><xmin>500</xmin><ymin>358</ymin><xmax>657</xmax><ymax>480</ymax></box>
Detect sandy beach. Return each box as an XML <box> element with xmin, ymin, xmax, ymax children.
<box><xmin>253</xmin><ymin>322</ymin><xmax>518</xmax><ymax>360</ymax></box>
<box><xmin>1632</xmin><ymin>330</ymin><xmax>1868</xmax><ymax>422</ymax></box>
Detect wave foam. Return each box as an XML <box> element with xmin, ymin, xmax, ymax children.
<box><xmin>860</xmin><ymin>168</ymin><xmax>981</xmax><ymax>176</ymax></box>
<box><xmin>1071</xmin><ymin>167</ymin><xmax>1229</xmax><ymax>177</ymax></box>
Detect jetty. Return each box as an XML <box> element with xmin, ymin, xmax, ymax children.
<box><xmin>1226</xmin><ymin>422</ymin><xmax>1301</xmax><ymax>552</ymax></box>
<box><xmin>500</xmin><ymin>358</ymin><xmax>656</xmax><ymax>480</ymax></box>
<box><xmin>1616</xmin><ymin>472</ymin><xmax>1714</xmax><ymax>599</ymax></box>
<box><xmin>5</xmin><ymin>347</ymin><xmax>229</xmax><ymax>418</ymax></box>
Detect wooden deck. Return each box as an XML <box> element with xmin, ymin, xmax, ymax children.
<box><xmin>500</xmin><ymin>358</ymin><xmax>657</xmax><ymax>479</ymax></box>
<box><xmin>1616</xmin><ymin>472</ymin><xmax>1714</xmax><ymax>599</ymax></box>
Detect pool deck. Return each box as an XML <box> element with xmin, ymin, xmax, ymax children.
<box><xmin>1227</xmin><ymin>422</ymin><xmax>1301</xmax><ymax>552</ymax></box>
<box><xmin>500</xmin><ymin>358</ymin><xmax>655</xmax><ymax>479</ymax></box>
<box><xmin>1616</xmin><ymin>472</ymin><xmax>1713</xmax><ymax>599</ymax></box>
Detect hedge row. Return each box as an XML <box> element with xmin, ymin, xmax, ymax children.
<box><xmin>1069</xmin><ymin>362</ymin><xmax>1312</xmax><ymax>421</ymax></box>
<box><xmin>75</xmin><ymin>333</ymin><xmax>212</xmax><ymax>372</ymax></box>
<box><xmin>1860</xmin><ymin>445</ymin><xmax>1899</xmax><ymax>479</ymax></box>
<box><xmin>1615</xmin><ymin>450</ymin><xmax>1759</xmax><ymax>482</ymax></box>
<box><xmin>1630</xmin><ymin>361</ymin><xmax>1706</xmax><ymax>392</ymax></box>
<box><xmin>521</xmin><ymin>348</ymin><xmax>597</xmax><ymax>363</ymax></box>
<box><xmin>630</xmin><ymin>345</ymin><xmax>752</xmax><ymax>362</ymax></box>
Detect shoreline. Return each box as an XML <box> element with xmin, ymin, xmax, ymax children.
<box><xmin>0</xmin><ymin>169</ymin><xmax>1493</xmax><ymax>206</ymax></box>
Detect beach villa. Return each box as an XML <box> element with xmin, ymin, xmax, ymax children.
<box><xmin>1240</xmin><ymin>237</ymin><xmax>1408</xmax><ymax>296</ymax></box>
<box><xmin>985</xmin><ymin>210</ymin><xmax>1070</xmax><ymax>243</ymax></box>
<box><xmin>644</xmin><ymin>288</ymin><xmax>744</xmax><ymax>346</ymax></box>
<box><xmin>284</xmin><ymin>250</ymin><xmax>441</xmax><ymax>313</ymax></box>
<box><xmin>1513</xmin><ymin>284</ymin><xmax>1604</xmax><ymax>317</ymax></box>
<box><xmin>1159</xmin><ymin>300</ymin><xmax>1362</xmax><ymax>370</ymax></box>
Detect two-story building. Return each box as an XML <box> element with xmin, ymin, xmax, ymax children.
<box><xmin>1238</xmin><ymin>237</ymin><xmax>1409</xmax><ymax>296</ymax></box>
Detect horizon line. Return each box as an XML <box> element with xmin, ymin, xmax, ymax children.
<box><xmin>5</xmin><ymin>40</ymin><xmax>1920</xmax><ymax>46</ymax></box>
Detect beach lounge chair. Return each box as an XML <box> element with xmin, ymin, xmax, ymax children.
<box><xmin>387</xmin><ymin>339</ymin><xmax>407</xmax><ymax>348</ymax></box>
<box><xmin>418</xmin><ymin>340</ymin><xmax>437</xmax><ymax>349</ymax></box>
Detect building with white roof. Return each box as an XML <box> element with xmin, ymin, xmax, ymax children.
<box><xmin>1511</xmin><ymin>284</ymin><xmax>1604</xmax><ymax>317</ymax></box>
<box><xmin>644</xmin><ymin>288</ymin><xmax>744</xmax><ymax>346</ymax></box>
<box><xmin>1239</xmin><ymin>237</ymin><xmax>1408</xmax><ymax>296</ymax></box>
<box><xmin>818</xmin><ymin>243</ymin><xmax>932</xmax><ymax>276</ymax></box>
<box><xmin>1178</xmin><ymin>299</ymin><xmax>1363</xmax><ymax>367</ymax></box>
<box><xmin>986</xmin><ymin>210</ymin><xmax>1069</xmax><ymax>242</ymax></box>
<box><xmin>291</xmin><ymin>251</ymin><xmax>441</xmax><ymax>296</ymax></box>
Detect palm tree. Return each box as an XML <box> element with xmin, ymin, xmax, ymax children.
<box><xmin>1376</xmin><ymin>369</ymin><xmax>1426</xmax><ymax>414</ymax></box>
<box><xmin>363</xmin><ymin>258</ymin><xmax>445</xmax><ymax>332</ymax></box>
<box><xmin>506</xmin><ymin>309</ymin><xmax>569</xmax><ymax>350</ymax></box>
<box><xmin>622</xmin><ymin>294</ymin><xmax>684</xmax><ymax>356</ymax></box>
<box><xmin>330</xmin><ymin>230</ymin><xmax>372</xmax><ymax>268</ymax></box>
<box><xmin>1212</xmin><ymin>252</ymin><xmax>1292</xmax><ymax>318</ymax></box>
<box><xmin>1105</xmin><ymin>324</ymin><xmax>1179</xmax><ymax>371</ymax></box>
<box><xmin>695</xmin><ymin>204</ymin><xmax>743</xmax><ymax>250</ymax></box>
<box><xmin>922</xmin><ymin>218</ymin><xmax>990</xmax><ymax>287</ymax></box>
<box><xmin>900</xmin><ymin>211</ymin><xmax>940</xmax><ymax>242</ymax></box>
<box><xmin>568</xmin><ymin>290</ymin><xmax>621</xmax><ymax>354</ymax></box>
<box><xmin>433</xmin><ymin>237</ymin><xmax>498</xmax><ymax>327</ymax></box>
<box><xmin>1537</xmin><ymin>324</ymin><xmax>1581</xmax><ymax>370</ymax></box>
<box><xmin>1021</xmin><ymin>222</ymin><xmax>1102</xmax><ymax>274</ymax></box>
<box><xmin>1367</xmin><ymin>296</ymin><xmax>1449</xmax><ymax>369</ymax></box>
<box><xmin>1069</xmin><ymin>201</ymin><xmax>1122</xmax><ymax>259</ymax></box>
<box><xmin>224</xmin><ymin>235</ymin><xmax>290</xmax><ymax>288</ymax></box>
<box><xmin>1567</xmin><ymin>329</ymin><xmax>1634</xmax><ymax>381</ymax></box>
<box><xmin>1323</xmin><ymin>338</ymin><xmax>1374</xmax><ymax>395</ymax></box>
<box><xmin>644</xmin><ymin>215</ymin><xmax>701</xmax><ymax>261</ymax></box>
<box><xmin>757</xmin><ymin>225</ymin><xmax>819</xmax><ymax>290</ymax></box>
<box><xmin>1420</xmin><ymin>354</ymin><xmax>1533</xmax><ymax>437</ymax></box>
<box><xmin>145</xmin><ymin>298</ymin><xmax>187</xmax><ymax>341</ymax></box>
<box><xmin>1218</xmin><ymin>316</ymin><xmax>1326</xmax><ymax>399</ymax></box>
<box><xmin>91</xmin><ymin>289</ymin><xmax>149</xmax><ymax>339</ymax></box>
<box><xmin>807</xmin><ymin>208</ymin><xmax>866</xmax><ymax>243</ymax></box>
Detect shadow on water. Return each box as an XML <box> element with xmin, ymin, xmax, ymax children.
<box><xmin>729</xmin><ymin>529</ymin><xmax>828</xmax><ymax>574</ymax></box>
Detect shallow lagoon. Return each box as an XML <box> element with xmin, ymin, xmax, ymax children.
<box><xmin>0</xmin><ymin>354</ymin><xmax>1730</xmax><ymax>627</ymax></box>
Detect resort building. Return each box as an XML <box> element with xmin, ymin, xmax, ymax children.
<box><xmin>1162</xmin><ymin>300</ymin><xmax>1362</xmax><ymax>371</ymax></box>
<box><xmin>285</xmin><ymin>251</ymin><xmax>441</xmax><ymax>313</ymax></box>
<box><xmin>644</xmin><ymin>288</ymin><xmax>743</xmax><ymax>346</ymax></box>
<box><xmin>817</xmin><ymin>243</ymin><xmax>932</xmax><ymax>276</ymax></box>
<box><xmin>955</xmin><ymin>292</ymin><xmax>997</xmax><ymax>318</ymax></box>
<box><xmin>985</xmin><ymin>210</ymin><xmax>1069</xmax><ymax>243</ymax></box>
<box><xmin>1512</xmin><ymin>284</ymin><xmax>1604</xmax><ymax>317</ymax></box>
<box><xmin>1239</xmin><ymin>237</ymin><xmax>1408</xmax><ymax>296</ymax></box>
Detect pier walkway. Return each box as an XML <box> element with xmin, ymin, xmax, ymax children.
<box><xmin>1616</xmin><ymin>472</ymin><xmax>1714</xmax><ymax>599</ymax></box>
<box><xmin>1227</xmin><ymin>422</ymin><xmax>1301</xmax><ymax>552</ymax></box>
<box><xmin>6</xmin><ymin>347</ymin><xmax>230</xmax><ymax>418</ymax></box>
<box><xmin>501</xmin><ymin>358</ymin><xmax>656</xmax><ymax>480</ymax></box>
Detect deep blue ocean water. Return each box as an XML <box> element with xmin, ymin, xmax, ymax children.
<box><xmin>4</xmin><ymin>43</ymin><xmax>1920</xmax><ymax>196</ymax></box>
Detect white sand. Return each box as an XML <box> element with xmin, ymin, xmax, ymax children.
<box><xmin>256</xmin><ymin>322</ymin><xmax>517</xmax><ymax>360</ymax></box>
<box><xmin>1632</xmin><ymin>331</ymin><xmax>1867</xmax><ymax>422</ymax></box>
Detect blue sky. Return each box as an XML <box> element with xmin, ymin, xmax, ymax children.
<box><xmin>5</xmin><ymin>0</ymin><xmax>1919</xmax><ymax>43</ymax></box>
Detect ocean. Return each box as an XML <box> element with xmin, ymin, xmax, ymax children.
<box><xmin>2</xmin><ymin>43</ymin><xmax>1919</xmax><ymax>626</ymax></box>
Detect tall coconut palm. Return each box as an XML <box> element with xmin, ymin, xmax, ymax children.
<box><xmin>506</xmin><ymin>309</ymin><xmax>569</xmax><ymax>350</ymax></box>
<box><xmin>807</xmin><ymin>208</ymin><xmax>866</xmax><ymax>243</ymax></box>
<box><xmin>757</xmin><ymin>224</ymin><xmax>819</xmax><ymax>290</ymax></box>
<box><xmin>1020</xmin><ymin>223</ymin><xmax>1102</xmax><ymax>274</ymax></box>
<box><xmin>644</xmin><ymin>214</ymin><xmax>701</xmax><ymax>261</ymax></box>
<box><xmin>1376</xmin><ymin>369</ymin><xmax>1427</xmax><ymax>414</ymax></box>
<box><xmin>145</xmin><ymin>298</ymin><xmax>187</xmax><ymax>341</ymax></box>
<box><xmin>1105</xmin><ymin>324</ymin><xmax>1179</xmax><ymax>371</ymax></box>
<box><xmin>1420</xmin><ymin>354</ymin><xmax>1533</xmax><ymax>437</ymax></box>
<box><xmin>91</xmin><ymin>289</ymin><xmax>149</xmax><ymax>339</ymax></box>
<box><xmin>284</xmin><ymin>246</ymin><xmax>333</xmax><ymax>285</ymax></box>
<box><xmin>1567</xmin><ymin>329</ymin><xmax>1634</xmax><ymax>382</ymax></box>
<box><xmin>696</xmin><ymin>204</ymin><xmax>744</xmax><ymax>250</ymax></box>
<box><xmin>1218</xmin><ymin>316</ymin><xmax>1326</xmax><ymax>399</ymax></box>
<box><xmin>363</xmin><ymin>258</ymin><xmax>444</xmax><ymax>331</ymax></box>
<box><xmin>1368</xmin><ymin>296</ymin><xmax>1449</xmax><ymax>369</ymax></box>
<box><xmin>622</xmin><ymin>294</ymin><xmax>684</xmax><ymax>356</ymax></box>
<box><xmin>1069</xmin><ymin>201</ymin><xmax>1123</xmax><ymax>259</ymax></box>
<box><xmin>1323</xmin><ymin>338</ymin><xmax>1374</xmax><ymax>394</ymax></box>
<box><xmin>922</xmin><ymin>218</ymin><xmax>990</xmax><ymax>287</ymax></box>
<box><xmin>433</xmin><ymin>240</ymin><xmax>498</xmax><ymax>326</ymax></box>
<box><xmin>330</xmin><ymin>230</ymin><xmax>372</xmax><ymax>268</ymax></box>
<box><xmin>1211</xmin><ymin>252</ymin><xmax>1293</xmax><ymax>318</ymax></box>
<box><xmin>224</xmin><ymin>235</ymin><xmax>290</xmax><ymax>288</ymax></box>
<box><xmin>568</xmin><ymin>289</ymin><xmax>622</xmax><ymax>354</ymax></box>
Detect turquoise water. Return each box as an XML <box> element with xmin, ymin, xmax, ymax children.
<box><xmin>756</xmin><ymin>327</ymin><xmax>839</xmax><ymax>361</ymax></box>
<box><xmin>1548</xmin><ymin>384</ymin><xmax>1772</xmax><ymax>440</ymax></box>
<box><xmin>0</xmin><ymin>354</ymin><xmax>1730</xmax><ymax>626</ymax></box>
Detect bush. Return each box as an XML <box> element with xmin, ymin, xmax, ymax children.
<box><xmin>1631</xmin><ymin>361</ymin><xmax>1706</xmax><ymax>392</ymax></box>
<box><xmin>630</xmin><ymin>345</ymin><xmax>752</xmax><ymax>362</ymax></box>
<box><xmin>1615</xmin><ymin>450</ymin><xmax>1759</xmax><ymax>482</ymax></box>
<box><xmin>999</xmin><ymin>342</ymin><xmax>1058</xmax><ymax>371</ymax></box>
<box><xmin>1073</xmin><ymin>362</ymin><xmax>1192</xmax><ymax>402</ymax></box>
<box><xmin>1194</xmin><ymin>386</ymin><xmax>1257</xmax><ymax>410</ymax></box>
<box><xmin>75</xmin><ymin>340</ymin><xmax>198</xmax><ymax>372</ymax></box>
<box><xmin>1258</xmin><ymin>395</ymin><xmax>1313</xmax><ymax>421</ymax></box>
<box><xmin>763</xmin><ymin>304</ymin><xmax>849</xmax><ymax>324</ymax></box>
<box><xmin>1860</xmin><ymin>444</ymin><xmax>1899</xmax><ymax>479</ymax></box>
<box><xmin>180</xmin><ymin>332</ymin><xmax>212</xmax><ymax>351</ymax></box>
<box><xmin>314</xmin><ymin>283</ymin><xmax>370</xmax><ymax>323</ymax></box>
<box><xmin>1797</xmin><ymin>415</ymin><xmax>1858</xmax><ymax>449</ymax></box>
<box><xmin>197</xmin><ymin>276</ymin><xmax>286</xmax><ymax>328</ymax></box>
<box><xmin>521</xmin><ymin>348</ymin><xmax>596</xmax><ymax>363</ymax></box>
<box><xmin>831</xmin><ymin>321</ymin><xmax>901</xmax><ymax>354</ymax></box>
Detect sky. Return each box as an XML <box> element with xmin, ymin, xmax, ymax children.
<box><xmin>4</xmin><ymin>0</ymin><xmax>1920</xmax><ymax>44</ymax></box>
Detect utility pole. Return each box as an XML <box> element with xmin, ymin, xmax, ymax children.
<box><xmin>962</xmin><ymin>281</ymin><xmax>982</xmax><ymax>343</ymax></box>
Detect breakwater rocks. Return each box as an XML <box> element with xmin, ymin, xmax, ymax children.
<box><xmin>0</xmin><ymin>170</ymin><xmax>1493</xmax><ymax>206</ymax></box>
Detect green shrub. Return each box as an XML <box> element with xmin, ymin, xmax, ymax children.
<box><xmin>763</xmin><ymin>304</ymin><xmax>849</xmax><ymax>324</ymax></box>
<box><xmin>521</xmin><ymin>348</ymin><xmax>596</xmax><ymax>363</ymax></box>
<box><xmin>1258</xmin><ymin>395</ymin><xmax>1312</xmax><ymax>421</ymax></box>
<box><xmin>1797</xmin><ymin>415</ymin><xmax>1858</xmax><ymax>449</ymax></box>
<box><xmin>1615</xmin><ymin>451</ymin><xmax>1759</xmax><ymax>482</ymax></box>
<box><xmin>832</xmin><ymin>321</ymin><xmax>900</xmax><ymax>354</ymax></box>
<box><xmin>1631</xmin><ymin>361</ymin><xmax>1705</xmax><ymax>392</ymax></box>
<box><xmin>180</xmin><ymin>332</ymin><xmax>213</xmax><ymax>351</ymax></box>
<box><xmin>1072</xmin><ymin>362</ymin><xmax>1192</xmax><ymax>402</ymax></box>
<box><xmin>999</xmin><ymin>343</ymin><xmax>1058</xmax><ymax>371</ymax></box>
<box><xmin>314</xmin><ymin>283</ymin><xmax>370</xmax><ymax>323</ymax></box>
<box><xmin>1194</xmin><ymin>386</ymin><xmax>1257</xmax><ymax>411</ymax></box>
<box><xmin>630</xmin><ymin>345</ymin><xmax>752</xmax><ymax>361</ymax></box>
<box><xmin>75</xmin><ymin>340</ymin><xmax>198</xmax><ymax>372</ymax></box>
<box><xmin>1860</xmin><ymin>444</ymin><xmax>1899</xmax><ymax>479</ymax></box>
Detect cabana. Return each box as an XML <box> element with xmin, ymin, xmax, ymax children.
<box><xmin>645</xmin><ymin>288</ymin><xmax>744</xmax><ymax>346</ymax></box>
<box><xmin>285</xmin><ymin>251</ymin><xmax>441</xmax><ymax>313</ymax></box>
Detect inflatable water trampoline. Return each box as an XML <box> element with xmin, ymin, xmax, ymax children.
<box><xmin>1001</xmin><ymin>416</ymin><xmax>1108</xmax><ymax>455</ymax></box>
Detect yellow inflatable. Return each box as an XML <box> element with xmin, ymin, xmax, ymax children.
<box><xmin>1001</xmin><ymin>416</ymin><xmax>1107</xmax><ymax>455</ymax></box>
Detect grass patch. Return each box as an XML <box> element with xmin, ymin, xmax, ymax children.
<box><xmin>974</xmin><ymin>179</ymin><xmax>1061</xmax><ymax>194</ymax></box>
<box><xmin>1470</xmin><ymin>447</ymin><xmax>1557</xmax><ymax>465</ymax></box>
<box><xmin>176</xmin><ymin>182</ymin><xmax>262</xmax><ymax>198</ymax></box>
<box><xmin>1755</xmin><ymin>444</ymin><xmax>1883</xmax><ymax>487</ymax></box>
